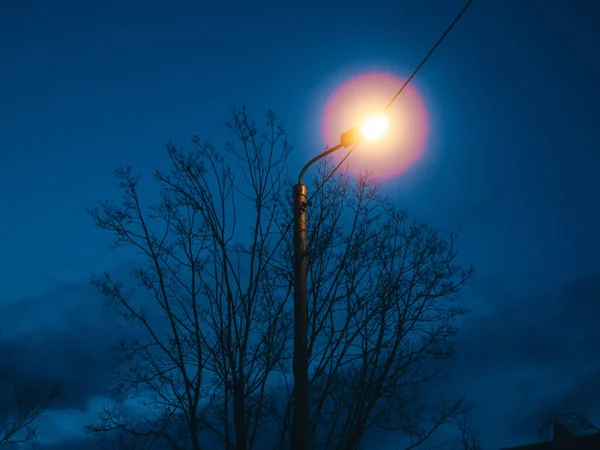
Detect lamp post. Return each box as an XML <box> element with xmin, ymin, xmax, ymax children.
<box><xmin>291</xmin><ymin>115</ymin><xmax>388</xmax><ymax>450</ymax></box>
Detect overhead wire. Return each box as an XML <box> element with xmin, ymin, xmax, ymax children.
<box><xmin>308</xmin><ymin>0</ymin><xmax>474</xmax><ymax>203</ymax></box>
<box><xmin>267</xmin><ymin>0</ymin><xmax>474</xmax><ymax>267</ymax></box>
<box><xmin>383</xmin><ymin>0</ymin><xmax>473</xmax><ymax>113</ymax></box>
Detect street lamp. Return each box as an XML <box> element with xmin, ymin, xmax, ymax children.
<box><xmin>291</xmin><ymin>114</ymin><xmax>388</xmax><ymax>450</ymax></box>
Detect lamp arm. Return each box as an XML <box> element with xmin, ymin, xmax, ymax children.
<box><xmin>297</xmin><ymin>143</ymin><xmax>344</xmax><ymax>185</ymax></box>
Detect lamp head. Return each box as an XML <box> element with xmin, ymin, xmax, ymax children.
<box><xmin>339</xmin><ymin>114</ymin><xmax>390</xmax><ymax>148</ymax></box>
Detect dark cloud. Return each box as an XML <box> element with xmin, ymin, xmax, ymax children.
<box><xmin>3</xmin><ymin>266</ymin><xmax>600</xmax><ymax>449</ymax></box>
<box><xmin>35</xmin><ymin>435</ymin><xmax>102</xmax><ymax>450</ymax></box>
<box><xmin>458</xmin><ymin>274</ymin><xmax>600</xmax><ymax>372</ymax></box>
<box><xmin>448</xmin><ymin>273</ymin><xmax>600</xmax><ymax>445</ymax></box>
<box><xmin>0</xmin><ymin>279</ymin><xmax>125</xmax><ymax>413</ymax></box>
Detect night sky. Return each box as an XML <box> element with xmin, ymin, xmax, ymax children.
<box><xmin>2</xmin><ymin>0</ymin><xmax>600</xmax><ymax>449</ymax></box>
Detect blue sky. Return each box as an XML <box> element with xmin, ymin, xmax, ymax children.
<box><xmin>1</xmin><ymin>0</ymin><xmax>600</xmax><ymax>448</ymax></box>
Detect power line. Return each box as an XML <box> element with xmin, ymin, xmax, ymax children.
<box><xmin>309</xmin><ymin>0</ymin><xmax>474</xmax><ymax>202</ymax></box>
<box><xmin>383</xmin><ymin>0</ymin><xmax>473</xmax><ymax>112</ymax></box>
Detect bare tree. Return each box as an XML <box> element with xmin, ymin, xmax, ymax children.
<box><xmin>0</xmin><ymin>336</ymin><xmax>58</xmax><ymax>447</ymax></box>
<box><xmin>538</xmin><ymin>402</ymin><xmax>600</xmax><ymax>441</ymax></box>
<box><xmin>88</xmin><ymin>107</ymin><xmax>293</xmax><ymax>450</ymax></box>
<box><xmin>405</xmin><ymin>411</ymin><xmax>482</xmax><ymax>450</ymax></box>
<box><xmin>280</xmin><ymin>161</ymin><xmax>474</xmax><ymax>450</ymax></box>
<box><xmin>88</xmin><ymin>107</ymin><xmax>473</xmax><ymax>450</ymax></box>
<box><xmin>454</xmin><ymin>412</ymin><xmax>483</xmax><ymax>450</ymax></box>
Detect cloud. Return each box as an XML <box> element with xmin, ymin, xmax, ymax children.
<box><xmin>448</xmin><ymin>273</ymin><xmax>600</xmax><ymax>445</ymax></box>
<box><xmin>4</xmin><ymin>260</ymin><xmax>600</xmax><ymax>450</ymax></box>
<box><xmin>0</xmin><ymin>277</ymin><xmax>127</xmax><ymax>414</ymax></box>
<box><xmin>34</xmin><ymin>436</ymin><xmax>102</xmax><ymax>450</ymax></box>
<box><xmin>458</xmin><ymin>273</ymin><xmax>600</xmax><ymax>372</ymax></box>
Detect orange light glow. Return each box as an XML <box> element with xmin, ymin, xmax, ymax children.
<box><xmin>360</xmin><ymin>114</ymin><xmax>388</xmax><ymax>141</ymax></box>
<box><xmin>321</xmin><ymin>71</ymin><xmax>429</xmax><ymax>180</ymax></box>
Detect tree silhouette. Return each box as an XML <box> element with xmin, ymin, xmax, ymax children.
<box><xmin>538</xmin><ymin>402</ymin><xmax>600</xmax><ymax>441</ymax></box>
<box><xmin>454</xmin><ymin>412</ymin><xmax>483</xmax><ymax>450</ymax></box>
<box><xmin>88</xmin><ymin>107</ymin><xmax>474</xmax><ymax>449</ymax></box>
<box><xmin>0</xmin><ymin>336</ymin><xmax>58</xmax><ymax>447</ymax></box>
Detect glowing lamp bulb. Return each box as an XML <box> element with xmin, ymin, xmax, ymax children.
<box><xmin>360</xmin><ymin>115</ymin><xmax>388</xmax><ymax>141</ymax></box>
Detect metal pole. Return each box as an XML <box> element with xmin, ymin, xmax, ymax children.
<box><xmin>292</xmin><ymin>183</ymin><xmax>309</xmax><ymax>450</ymax></box>
<box><xmin>291</xmin><ymin>140</ymin><xmax>348</xmax><ymax>450</ymax></box>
